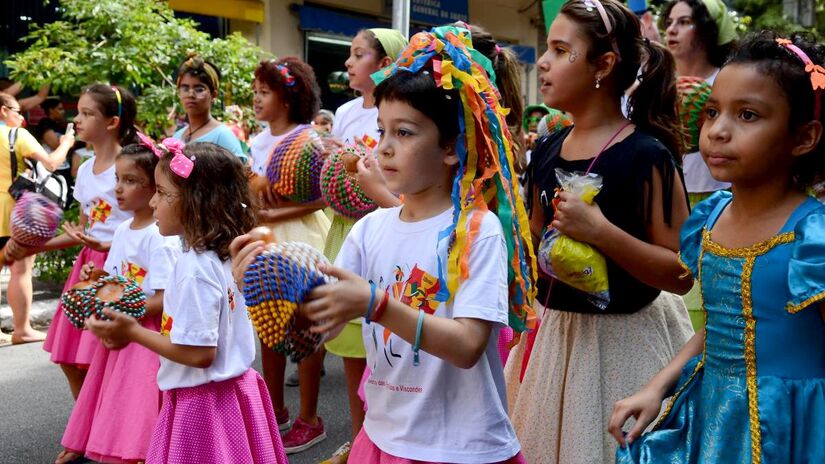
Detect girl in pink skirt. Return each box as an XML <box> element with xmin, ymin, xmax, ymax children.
<box><xmin>87</xmin><ymin>141</ymin><xmax>287</xmax><ymax>463</ymax></box>
<box><xmin>57</xmin><ymin>141</ymin><xmax>181</xmax><ymax>463</ymax></box>
<box><xmin>12</xmin><ymin>85</ymin><xmax>137</xmax><ymax>400</ymax></box>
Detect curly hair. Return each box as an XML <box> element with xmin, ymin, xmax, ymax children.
<box><xmin>254</xmin><ymin>57</ymin><xmax>321</xmax><ymax>124</ymax></box>
<box><xmin>158</xmin><ymin>142</ymin><xmax>256</xmax><ymax>261</ymax></box>
<box><xmin>661</xmin><ymin>0</ymin><xmax>735</xmax><ymax>68</ymax></box>
<box><xmin>727</xmin><ymin>31</ymin><xmax>825</xmax><ymax>190</ymax></box>
<box><xmin>83</xmin><ymin>84</ymin><xmax>138</xmax><ymax>146</ymax></box>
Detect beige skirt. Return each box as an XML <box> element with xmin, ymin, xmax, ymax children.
<box><xmin>504</xmin><ymin>292</ymin><xmax>694</xmax><ymax>464</ymax></box>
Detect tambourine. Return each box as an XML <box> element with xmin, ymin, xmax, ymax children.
<box><xmin>62</xmin><ymin>272</ymin><xmax>147</xmax><ymax>329</ymax></box>
<box><xmin>242</xmin><ymin>227</ymin><xmax>335</xmax><ymax>362</ymax></box>
<box><xmin>321</xmin><ymin>144</ymin><xmax>378</xmax><ymax>220</ymax></box>
<box><xmin>0</xmin><ymin>192</ymin><xmax>63</xmax><ymax>266</ymax></box>
<box><xmin>265</xmin><ymin>125</ymin><xmax>325</xmax><ymax>203</ymax></box>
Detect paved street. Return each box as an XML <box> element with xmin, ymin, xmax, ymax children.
<box><xmin>1</xmin><ymin>298</ymin><xmax>352</xmax><ymax>463</ymax></box>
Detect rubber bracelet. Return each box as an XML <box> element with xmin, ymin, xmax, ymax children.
<box><xmin>372</xmin><ymin>289</ymin><xmax>390</xmax><ymax>323</ymax></box>
<box><xmin>413</xmin><ymin>309</ymin><xmax>425</xmax><ymax>366</ymax></box>
<box><xmin>365</xmin><ymin>281</ymin><xmax>377</xmax><ymax>323</ymax></box>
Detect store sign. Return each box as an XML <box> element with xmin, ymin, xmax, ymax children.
<box><xmin>410</xmin><ymin>0</ymin><xmax>469</xmax><ymax>24</ymax></box>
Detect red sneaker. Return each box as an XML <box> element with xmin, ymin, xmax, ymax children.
<box><xmin>282</xmin><ymin>416</ymin><xmax>327</xmax><ymax>454</ymax></box>
<box><xmin>275</xmin><ymin>407</ymin><xmax>291</xmax><ymax>432</ymax></box>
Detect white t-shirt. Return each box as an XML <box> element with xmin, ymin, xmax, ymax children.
<box><xmin>683</xmin><ymin>69</ymin><xmax>730</xmax><ymax>194</ymax></box>
<box><xmin>336</xmin><ymin>206</ymin><xmax>520</xmax><ymax>463</ymax></box>
<box><xmin>74</xmin><ymin>157</ymin><xmax>132</xmax><ymax>242</ymax></box>
<box><xmin>248</xmin><ymin>125</ymin><xmax>302</xmax><ymax>176</ymax></box>
<box><xmin>332</xmin><ymin>97</ymin><xmax>380</xmax><ymax>147</ymax></box>
<box><xmin>102</xmin><ymin>218</ymin><xmax>180</xmax><ymax>298</ymax></box>
<box><xmin>156</xmin><ymin>249</ymin><xmax>255</xmax><ymax>391</ymax></box>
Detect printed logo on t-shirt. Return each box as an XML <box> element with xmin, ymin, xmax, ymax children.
<box><xmin>371</xmin><ymin>264</ymin><xmax>441</xmax><ymax>368</ymax></box>
<box><xmin>120</xmin><ymin>260</ymin><xmax>147</xmax><ymax>285</ymax></box>
<box><xmin>227</xmin><ymin>288</ymin><xmax>236</xmax><ymax>312</ymax></box>
<box><xmin>87</xmin><ymin>199</ymin><xmax>112</xmax><ymax>231</ymax></box>
<box><xmin>160</xmin><ymin>312</ymin><xmax>173</xmax><ymax>337</ymax></box>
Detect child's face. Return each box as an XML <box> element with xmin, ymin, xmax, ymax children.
<box><xmin>700</xmin><ymin>64</ymin><xmax>796</xmax><ymax>186</ymax></box>
<box><xmin>177</xmin><ymin>73</ymin><xmax>214</xmax><ymax>116</ymax></box>
<box><xmin>345</xmin><ymin>32</ymin><xmax>382</xmax><ymax>93</ymax></box>
<box><xmin>150</xmin><ymin>165</ymin><xmax>184</xmax><ymax>236</ymax></box>
<box><xmin>312</xmin><ymin>115</ymin><xmax>332</xmax><ymax>134</ymax></box>
<box><xmin>114</xmin><ymin>157</ymin><xmax>154</xmax><ymax>212</ymax></box>
<box><xmin>252</xmin><ymin>79</ymin><xmax>281</xmax><ymax>123</ymax></box>
<box><xmin>537</xmin><ymin>14</ymin><xmax>596</xmax><ymax>112</ymax></box>
<box><xmin>74</xmin><ymin>93</ymin><xmax>110</xmax><ymax>143</ymax></box>
<box><xmin>375</xmin><ymin>99</ymin><xmax>457</xmax><ymax>196</ymax></box>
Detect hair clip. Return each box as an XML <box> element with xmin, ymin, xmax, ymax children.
<box><xmin>275</xmin><ymin>64</ymin><xmax>296</xmax><ymax>87</ymax></box>
<box><xmin>159</xmin><ymin>138</ymin><xmax>194</xmax><ymax>179</ymax></box>
<box><xmin>776</xmin><ymin>37</ymin><xmax>825</xmax><ymax>119</ymax></box>
<box><xmin>494</xmin><ymin>44</ymin><xmax>502</xmax><ymax>55</ymax></box>
<box><xmin>137</xmin><ymin>132</ymin><xmax>164</xmax><ymax>158</ymax></box>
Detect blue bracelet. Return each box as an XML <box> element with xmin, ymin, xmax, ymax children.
<box><xmin>365</xmin><ymin>281</ymin><xmax>377</xmax><ymax>324</ymax></box>
<box><xmin>412</xmin><ymin>309</ymin><xmax>425</xmax><ymax>366</ymax></box>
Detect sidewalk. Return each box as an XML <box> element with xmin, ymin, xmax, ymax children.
<box><xmin>0</xmin><ymin>267</ymin><xmax>63</xmax><ymax>338</ymax></box>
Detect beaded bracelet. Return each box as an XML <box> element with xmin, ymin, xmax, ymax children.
<box><xmin>413</xmin><ymin>309</ymin><xmax>425</xmax><ymax>366</ymax></box>
<box><xmin>372</xmin><ymin>289</ymin><xmax>389</xmax><ymax>323</ymax></box>
<box><xmin>365</xmin><ymin>281</ymin><xmax>377</xmax><ymax>324</ymax></box>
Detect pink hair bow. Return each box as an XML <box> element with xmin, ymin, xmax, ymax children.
<box><xmin>137</xmin><ymin>132</ymin><xmax>164</xmax><ymax>158</ymax></box>
<box><xmin>160</xmin><ymin>137</ymin><xmax>194</xmax><ymax>179</ymax></box>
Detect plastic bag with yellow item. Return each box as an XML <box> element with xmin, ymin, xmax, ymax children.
<box><xmin>537</xmin><ymin>168</ymin><xmax>610</xmax><ymax>310</ymax></box>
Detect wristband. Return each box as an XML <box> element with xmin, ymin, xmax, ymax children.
<box><xmin>413</xmin><ymin>309</ymin><xmax>425</xmax><ymax>366</ymax></box>
<box><xmin>372</xmin><ymin>289</ymin><xmax>390</xmax><ymax>323</ymax></box>
<box><xmin>365</xmin><ymin>281</ymin><xmax>377</xmax><ymax>323</ymax></box>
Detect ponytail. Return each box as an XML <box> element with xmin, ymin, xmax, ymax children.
<box><xmin>629</xmin><ymin>40</ymin><xmax>685</xmax><ymax>158</ymax></box>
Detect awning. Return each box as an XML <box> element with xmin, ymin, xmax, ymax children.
<box><xmin>169</xmin><ymin>0</ymin><xmax>265</xmax><ymax>23</ymax></box>
<box><xmin>298</xmin><ymin>4</ymin><xmax>388</xmax><ymax>37</ymax></box>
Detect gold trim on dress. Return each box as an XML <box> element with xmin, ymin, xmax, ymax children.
<box><xmin>677</xmin><ymin>252</ymin><xmax>693</xmax><ymax>280</ymax></box>
<box><xmin>785</xmin><ymin>290</ymin><xmax>825</xmax><ymax>314</ymax></box>
<box><xmin>702</xmin><ymin>229</ymin><xmax>795</xmax><ymax>258</ymax></box>
<box><xmin>742</xmin><ymin>255</ymin><xmax>762</xmax><ymax>464</ymax></box>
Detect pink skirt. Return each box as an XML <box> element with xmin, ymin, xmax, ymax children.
<box><xmin>61</xmin><ymin>315</ymin><xmax>162</xmax><ymax>463</ymax></box>
<box><xmin>146</xmin><ymin>368</ymin><xmax>288</xmax><ymax>464</ymax></box>
<box><xmin>350</xmin><ymin>428</ymin><xmax>527</xmax><ymax>464</ymax></box>
<box><xmin>43</xmin><ymin>246</ymin><xmax>108</xmax><ymax>366</ymax></box>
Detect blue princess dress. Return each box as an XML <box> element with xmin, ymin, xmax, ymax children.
<box><xmin>618</xmin><ymin>191</ymin><xmax>825</xmax><ymax>464</ymax></box>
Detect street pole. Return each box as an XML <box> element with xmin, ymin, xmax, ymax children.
<box><xmin>392</xmin><ymin>0</ymin><xmax>410</xmax><ymax>38</ymax></box>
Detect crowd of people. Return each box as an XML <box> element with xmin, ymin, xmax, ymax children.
<box><xmin>1</xmin><ymin>0</ymin><xmax>824</xmax><ymax>462</ymax></box>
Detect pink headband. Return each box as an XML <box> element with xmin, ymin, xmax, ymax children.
<box><xmin>136</xmin><ymin>132</ymin><xmax>194</xmax><ymax>178</ymax></box>
<box><xmin>583</xmin><ymin>0</ymin><xmax>621</xmax><ymax>60</ymax></box>
<box><xmin>776</xmin><ymin>38</ymin><xmax>825</xmax><ymax>119</ymax></box>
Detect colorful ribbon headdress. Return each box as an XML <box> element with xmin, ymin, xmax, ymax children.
<box><xmin>371</xmin><ymin>25</ymin><xmax>537</xmax><ymax>332</ymax></box>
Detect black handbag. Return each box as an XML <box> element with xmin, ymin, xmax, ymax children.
<box><xmin>7</xmin><ymin>128</ymin><xmax>69</xmax><ymax>209</ymax></box>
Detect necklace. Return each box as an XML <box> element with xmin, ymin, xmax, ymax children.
<box><xmin>185</xmin><ymin>117</ymin><xmax>212</xmax><ymax>143</ymax></box>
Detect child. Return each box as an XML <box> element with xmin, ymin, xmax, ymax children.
<box><xmin>57</xmin><ymin>140</ymin><xmax>181</xmax><ymax>464</ymax></box>
<box><xmin>311</xmin><ymin>109</ymin><xmax>334</xmax><ymax>135</ymax></box>
<box><xmin>504</xmin><ymin>1</ymin><xmax>695</xmax><ymax>462</ymax></box>
<box><xmin>17</xmin><ymin>84</ymin><xmax>137</xmax><ymax>399</ymax></box>
<box><xmin>86</xmin><ymin>141</ymin><xmax>288</xmax><ymax>463</ymax></box>
<box><xmin>318</xmin><ymin>29</ymin><xmax>408</xmax><ymax>460</ymax></box>
<box><xmin>248</xmin><ymin>56</ymin><xmax>332</xmax><ymax>454</ymax></box>
<box><xmin>234</xmin><ymin>24</ymin><xmax>534</xmax><ymax>463</ymax></box>
<box><xmin>173</xmin><ymin>53</ymin><xmax>247</xmax><ymax>163</ymax></box>
<box><xmin>610</xmin><ymin>32</ymin><xmax>825</xmax><ymax>464</ymax></box>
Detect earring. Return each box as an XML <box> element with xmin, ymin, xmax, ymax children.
<box><xmin>595</xmin><ymin>77</ymin><xmax>601</xmax><ymax>89</ymax></box>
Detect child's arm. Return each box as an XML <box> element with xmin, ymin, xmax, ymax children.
<box><xmin>552</xmin><ymin>168</ymin><xmax>692</xmax><ymax>294</ymax></box>
<box><xmin>6</xmin><ymin>213</ymin><xmax>87</xmax><ymax>260</ymax></box>
<box><xmin>608</xmin><ymin>329</ymin><xmax>704</xmax><ymax>446</ymax></box>
<box><xmin>356</xmin><ymin>154</ymin><xmax>401</xmax><ymax>208</ymax></box>
<box><xmin>145</xmin><ymin>290</ymin><xmax>164</xmax><ymax>317</ymax></box>
<box><xmin>304</xmin><ymin>264</ymin><xmax>493</xmax><ymax>369</ymax></box>
<box><xmin>86</xmin><ymin>308</ymin><xmax>216</xmax><ymax>368</ymax></box>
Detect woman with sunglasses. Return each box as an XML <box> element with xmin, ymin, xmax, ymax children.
<box><xmin>172</xmin><ymin>54</ymin><xmax>247</xmax><ymax>163</ymax></box>
<box><xmin>0</xmin><ymin>92</ymin><xmax>74</xmax><ymax>345</ymax></box>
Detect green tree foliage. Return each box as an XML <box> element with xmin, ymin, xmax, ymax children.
<box><xmin>5</xmin><ymin>0</ymin><xmax>267</xmax><ymax>136</ymax></box>
<box><xmin>732</xmin><ymin>0</ymin><xmax>823</xmax><ymax>36</ymax></box>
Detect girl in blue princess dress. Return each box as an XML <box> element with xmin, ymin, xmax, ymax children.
<box><xmin>609</xmin><ymin>32</ymin><xmax>825</xmax><ymax>463</ymax></box>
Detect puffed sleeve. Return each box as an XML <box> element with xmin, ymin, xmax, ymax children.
<box><xmin>678</xmin><ymin>191</ymin><xmax>731</xmax><ymax>278</ymax></box>
<box><xmin>786</xmin><ymin>206</ymin><xmax>825</xmax><ymax>313</ymax></box>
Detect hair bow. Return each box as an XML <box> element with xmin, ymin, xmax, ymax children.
<box><xmin>276</xmin><ymin>64</ymin><xmax>296</xmax><ymax>87</ymax></box>
<box><xmin>160</xmin><ymin>137</ymin><xmax>194</xmax><ymax>179</ymax></box>
<box><xmin>137</xmin><ymin>132</ymin><xmax>164</xmax><ymax>158</ymax></box>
